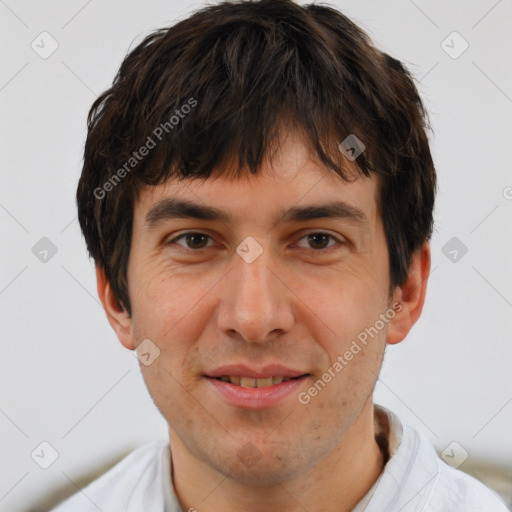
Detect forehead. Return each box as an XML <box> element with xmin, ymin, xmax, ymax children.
<box><xmin>133</xmin><ymin>133</ymin><xmax>380</xmax><ymax>230</ymax></box>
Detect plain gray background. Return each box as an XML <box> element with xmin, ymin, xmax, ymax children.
<box><xmin>1</xmin><ymin>0</ymin><xmax>511</xmax><ymax>510</ymax></box>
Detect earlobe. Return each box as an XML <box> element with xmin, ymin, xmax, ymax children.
<box><xmin>95</xmin><ymin>266</ymin><xmax>135</xmax><ymax>350</ymax></box>
<box><xmin>386</xmin><ymin>242</ymin><xmax>431</xmax><ymax>345</ymax></box>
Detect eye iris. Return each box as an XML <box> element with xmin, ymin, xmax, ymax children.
<box><xmin>180</xmin><ymin>234</ymin><xmax>333</xmax><ymax>250</ymax></box>
<box><xmin>186</xmin><ymin>234</ymin><xmax>208</xmax><ymax>249</ymax></box>
<box><xmin>308</xmin><ymin>233</ymin><xmax>330</xmax><ymax>249</ymax></box>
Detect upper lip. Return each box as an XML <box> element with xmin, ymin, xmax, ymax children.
<box><xmin>205</xmin><ymin>364</ymin><xmax>309</xmax><ymax>379</ymax></box>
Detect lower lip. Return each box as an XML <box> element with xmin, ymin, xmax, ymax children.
<box><xmin>205</xmin><ymin>376</ymin><xmax>309</xmax><ymax>409</ymax></box>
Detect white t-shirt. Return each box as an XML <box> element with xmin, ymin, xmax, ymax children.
<box><xmin>49</xmin><ymin>405</ymin><xmax>510</xmax><ymax>512</ymax></box>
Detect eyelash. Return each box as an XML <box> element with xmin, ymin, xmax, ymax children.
<box><xmin>167</xmin><ymin>231</ymin><xmax>345</xmax><ymax>252</ymax></box>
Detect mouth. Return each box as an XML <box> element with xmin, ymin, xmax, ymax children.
<box><xmin>210</xmin><ymin>375</ymin><xmax>308</xmax><ymax>387</ymax></box>
<box><xmin>203</xmin><ymin>364</ymin><xmax>311</xmax><ymax>408</ymax></box>
<box><xmin>204</xmin><ymin>370</ymin><xmax>311</xmax><ymax>409</ymax></box>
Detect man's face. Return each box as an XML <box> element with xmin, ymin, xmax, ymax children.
<box><xmin>125</xmin><ymin>132</ymin><xmax>396</xmax><ymax>484</ymax></box>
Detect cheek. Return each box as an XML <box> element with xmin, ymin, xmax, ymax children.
<box><xmin>298</xmin><ymin>278</ymin><xmax>389</xmax><ymax>396</ymax></box>
<box><xmin>300</xmin><ymin>262</ymin><xmax>387</xmax><ymax>336</ymax></box>
<box><xmin>139</xmin><ymin>360</ymin><xmax>203</xmax><ymax>430</ymax></box>
<box><xmin>132</xmin><ymin>262</ymin><xmax>208</xmax><ymax>327</ymax></box>
<box><xmin>129</xmin><ymin>264</ymin><xmax>221</xmax><ymax>378</ymax></box>
<box><xmin>310</xmin><ymin>323</ymin><xmax>385</xmax><ymax>418</ymax></box>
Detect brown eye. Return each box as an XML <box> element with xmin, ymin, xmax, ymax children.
<box><xmin>169</xmin><ymin>232</ymin><xmax>212</xmax><ymax>249</ymax></box>
<box><xmin>307</xmin><ymin>233</ymin><xmax>331</xmax><ymax>249</ymax></box>
<box><xmin>296</xmin><ymin>232</ymin><xmax>342</xmax><ymax>251</ymax></box>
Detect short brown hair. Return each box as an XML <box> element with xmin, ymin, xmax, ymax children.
<box><xmin>77</xmin><ymin>0</ymin><xmax>436</xmax><ymax>316</ymax></box>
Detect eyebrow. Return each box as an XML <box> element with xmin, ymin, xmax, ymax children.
<box><xmin>144</xmin><ymin>198</ymin><xmax>369</xmax><ymax>230</ymax></box>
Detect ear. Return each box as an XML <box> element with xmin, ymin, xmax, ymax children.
<box><xmin>386</xmin><ymin>241</ymin><xmax>431</xmax><ymax>345</ymax></box>
<box><xmin>96</xmin><ymin>265</ymin><xmax>135</xmax><ymax>350</ymax></box>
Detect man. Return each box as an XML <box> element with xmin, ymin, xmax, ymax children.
<box><xmin>51</xmin><ymin>0</ymin><xmax>510</xmax><ymax>510</ymax></box>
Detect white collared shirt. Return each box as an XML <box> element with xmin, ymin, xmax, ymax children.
<box><xmin>50</xmin><ymin>404</ymin><xmax>510</xmax><ymax>511</ymax></box>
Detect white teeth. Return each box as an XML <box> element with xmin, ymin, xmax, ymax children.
<box><xmin>256</xmin><ymin>377</ymin><xmax>273</xmax><ymax>388</ymax></box>
<box><xmin>240</xmin><ymin>377</ymin><xmax>256</xmax><ymax>387</ymax></box>
<box><xmin>218</xmin><ymin>376</ymin><xmax>296</xmax><ymax>387</ymax></box>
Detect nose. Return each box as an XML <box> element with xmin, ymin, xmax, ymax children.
<box><xmin>215</xmin><ymin>242</ymin><xmax>295</xmax><ymax>344</ymax></box>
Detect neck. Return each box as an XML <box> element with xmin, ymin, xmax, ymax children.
<box><xmin>170</xmin><ymin>401</ymin><xmax>386</xmax><ymax>512</ymax></box>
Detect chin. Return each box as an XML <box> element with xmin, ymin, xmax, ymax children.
<box><xmin>206</xmin><ymin>443</ymin><xmax>315</xmax><ymax>486</ymax></box>
<box><xmin>222</xmin><ymin>460</ymin><xmax>301</xmax><ymax>486</ymax></box>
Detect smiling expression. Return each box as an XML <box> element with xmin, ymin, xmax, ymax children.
<box><xmin>119</xmin><ymin>131</ymin><xmax>399</xmax><ymax>484</ymax></box>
